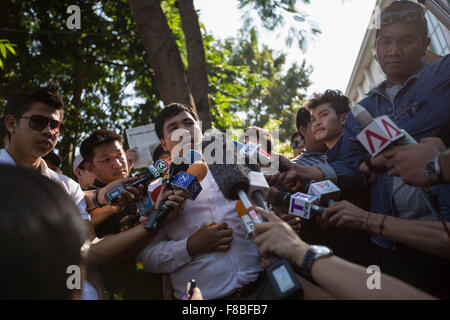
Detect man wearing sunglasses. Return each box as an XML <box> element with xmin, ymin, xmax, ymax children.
<box><xmin>290</xmin><ymin>132</ymin><xmax>304</xmax><ymax>158</ymax></box>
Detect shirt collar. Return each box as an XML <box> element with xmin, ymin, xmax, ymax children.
<box><xmin>367</xmin><ymin>60</ymin><xmax>429</xmax><ymax>97</ymax></box>
<box><xmin>0</xmin><ymin>148</ymin><xmax>49</xmax><ymax>175</ymax></box>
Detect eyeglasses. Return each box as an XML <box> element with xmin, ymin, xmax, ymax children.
<box><xmin>291</xmin><ymin>139</ymin><xmax>304</xmax><ymax>149</ymax></box>
<box><xmin>17</xmin><ymin>115</ymin><xmax>65</xmax><ymax>135</ymax></box>
<box><xmin>381</xmin><ymin>9</ymin><xmax>425</xmax><ymax>27</ymax></box>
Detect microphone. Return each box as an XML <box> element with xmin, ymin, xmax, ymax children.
<box><xmin>150</xmin><ymin>184</ymin><xmax>163</xmax><ymax>203</ymax></box>
<box><xmin>105</xmin><ymin>163</ymin><xmax>161</xmax><ymax>205</ymax></box>
<box><xmin>271</xmin><ymin>190</ymin><xmax>325</xmax><ymax>219</ymax></box>
<box><xmin>237</xmin><ymin>140</ymin><xmax>289</xmax><ymax>172</ymax></box>
<box><xmin>235</xmin><ymin>200</ymin><xmax>255</xmax><ymax>240</ymax></box>
<box><xmin>352</xmin><ymin>104</ymin><xmax>417</xmax><ymax>156</ymax></box>
<box><xmin>210</xmin><ymin>160</ymin><xmax>303</xmax><ymax>299</ymax></box>
<box><xmin>154</xmin><ymin>159</ymin><xmax>170</xmax><ymax>177</ymax></box>
<box><xmin>248</xmin><ymin>170</ymin><xmax>270</xmax><ymax>212</ymax></box>
<box><xmin>170</xmin><ymin>161</ymin><xmax>208</xmax><ymax>200</ymax></box>
<box><xmin>144</xmin><ymin>162</ymin><xmax>208</xmax><ymax>233</ymax></box>
<box><xmin>303</xmin><ymin>178</ymin><xmax>341</xmax><ymax>207</ymax></box>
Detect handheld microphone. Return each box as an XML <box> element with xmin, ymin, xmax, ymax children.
<box><xmin>210</xmin><ymin>161</ymin><xmax>303</xmax><ymax>299</ymax></box>
<box><xmin>303</xmin><ymin>178</ymin><xmax>341</xmax><ymax>207</ymax></box>
<box><xmin>105</xmin><ymin>163</ymin><xmax>161</xmax><ymax>205</ymax></box>
<box><xmin>144</xmin><ymin>162</ymin><xmax>208</xmax><ymax>233</ymax></box>
<box><xmin>272</xmin><ymin>190</ymin><xmax>325</xmax><ymax>219</ymax></box>
<box><xmin>352</xmin><ymin>104</ymin><xmax>417</xmax><ymax>156</ymax></box>
<box><xmin>235</xmin><ymin>200</ymin><xmax>255</xmax><ymax>239</ymax></box>
<box><xmin>154</xmin><ymin>159</ymin><xmax>170</xmax><ymax>176</ymax></box>
<box><xmin>248</xmin><ymin>171</ymin><xmax>270</xmax><ymax>212</ymax></box>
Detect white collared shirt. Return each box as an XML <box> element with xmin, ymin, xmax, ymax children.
<box><xmin>137</xmin><ymin>170</ymin><xmax>264</xmax><ymax>299</ymax></box>
<box><xmin>0</xmin><ymin>149</ymin><xmax>89</xmax><ymax>220</ymax></box>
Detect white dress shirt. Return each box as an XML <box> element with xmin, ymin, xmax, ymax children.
<box><xmin>0</xmin><ymin>149</ymin><xmax>89</xmax><ymax>220</ymax></box>
<box><xmin>137</xmin><ymin>170</ymin><xmax>264</xmax><ymax>299</ymax></box>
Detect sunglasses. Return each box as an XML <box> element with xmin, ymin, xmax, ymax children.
<box><xmin>381</xmin><ymin>9</ymin><xmax>425</xmax><ymax>27</ymax></box>
<box><xmin>291</xmin><ymin>139</ymin><xmax>304</xmax><ymax>149</ymax></box>
<box><xmin>17</xmin><ymin>115</ymin><xmax>65</xmax><ymax>135</ymax></box>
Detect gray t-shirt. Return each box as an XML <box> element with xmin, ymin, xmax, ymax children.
<box><xmin>385</xmin><ymin>85</ymin><xmax>433</xmax><ymax>220</ymax></box>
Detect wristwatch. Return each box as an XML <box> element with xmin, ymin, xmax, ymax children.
<box><xmin>296</xmin><ymin>245</ymin><xmax>333</xmax><ymax>284</ymax></box>
<box><xmin>425</xmin><ymin>153</ymin><xmax>442</xmax><ymax>184</ymax></box>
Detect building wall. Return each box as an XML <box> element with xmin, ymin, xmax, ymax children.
<box><xmin>345</xmin><ymin>0</ymin><xmax>449</xmax><ymax>105</ymax></box>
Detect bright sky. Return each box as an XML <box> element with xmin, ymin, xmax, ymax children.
<box><xmin>194</xmin><ymin>0</ymin><xmax>378</xmax><ymax>97</ymax></box>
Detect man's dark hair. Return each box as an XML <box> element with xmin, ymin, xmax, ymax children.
<box><xmin>43</xmin><ymin>151</ymin><xmax>61</xmax><ymax>169</ymax></box>
<box><xmin>152</xmin><ymin>144</ymin><xmax>170</xmax><ymax>161</ymax></box>
<box><xmin>291</xmin><ymin>131</ymin><xmax>302</xmax><ymax>144</ymax></box>
<box><xmin>304</xmin><ymin>89</ymin><xmax>350</xmax><ymax>116</ymax></box>
<box><xmin>240</xmin><ymin>126</ymin><xmax>273</xmax><ymax>154</ymax></box>
<box><xmin>296</xmin><ymin>107</ymin><xmax>311</xmax><ymax>134</ymax></box>
<box><xmin>5</xmin><ymin>81</ymin><xmax>64</xmax><ymax>118</ymax></box>
<box><xmin>155</xmin><ymin>103</ymin><xmax>199</xmax><ymax>140</ymax></box>
<box><xmin>376</xmin><ymin>1</ymin><xmax>428</xmax><ymax>40</ymax></box>
<box><xmin>0</xmin><ymin>165</ymin><xmax>85</xmax><ymax>299</ymax></box>
<box><xmin>80</xmin><ymin>129</ymin><xmax>123</xmax><ymax>163</ymax></box>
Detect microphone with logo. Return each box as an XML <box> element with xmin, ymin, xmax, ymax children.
<box><xmin>269</xmin><ymin>179</ymin><xmax>340</xmax><ymax>220</ymax></box>
<box><xmin>105</xmin><ymin>163</ymin><xmax>161</xmax><ymax>205</ymax></box>
<box><xmin>302</xmin><ymin>178</ymin><xmax>341</xmax><ymax>207</ymax></box>
<box><xmin>208</xmin><ymin>160</ymin><xmax>303</xmax><ymax>299</ymax></box>
<box><xmin>351</xmin><ymin>104</ymin><xmax>417</xmax><ymax>157</ymax></box>
<box><xmin>233</xmin><ymin>140</ymin><xmax>290</xmax><ymax>172</ymax></box>
<box><xmin>144</xmin><ymin>161</ymin><xmax>208</xmax><ymax>234</ymax></box>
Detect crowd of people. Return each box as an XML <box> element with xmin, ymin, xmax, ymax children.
<box><xmin>0</xmin><ymin>0</ymin><xmax>449</xmax><ymax>300</ymax></box>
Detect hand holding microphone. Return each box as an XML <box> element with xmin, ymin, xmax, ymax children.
<box><xmin>383</xmin><ymin>137</ymin><xmax>446</xmax><ymax>186</ymax></box>
<box><xmin>253</xmin><ymin>207</ymin><xmax>310</xmax><ymax>271</ymax></box>
<box><xmin>145</xmin><ymin>160</ymin><xmax>208</xmax><ymax>234</ymax></box>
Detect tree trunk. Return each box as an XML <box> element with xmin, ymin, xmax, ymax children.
<box><xmin>178</xmin><ymin>0</ymin><xmax>212</xmax><ymax>130</ymax></box>
<box><xmin>128</xmin><ymin>0</ymin><xmax>195</xmax><ymax>110</ymax></box>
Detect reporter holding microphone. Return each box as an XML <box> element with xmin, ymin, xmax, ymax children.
<box><xmin>253</xmin><ymin>207</ymin><xmax>435</xmax><ymax>300</ymax></box>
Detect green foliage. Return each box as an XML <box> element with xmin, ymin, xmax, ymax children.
<box><xmin>0</xmin><ymin>39</ymin><xmax>16</xmax><ymax>69</ymax></box>
<box><xmin>213</xmin><ymin>29</ymin><xmax>311</xmax><ymax>142</ymax></box>
<box><xmin>0</xmin><ymin>0</ymin><xmax>162</xmax><ymax>175</ymax></box>
<box><xmin>0</xmin><ymin>0</ymin><xmax>313</xmax><ymax>173</ymax></box>
<box><xmin>238</xmin><ymin>0</ymin><xmax>321</xmax><ymax>51</ymax></box>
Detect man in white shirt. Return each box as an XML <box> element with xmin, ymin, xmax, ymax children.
<box><xmin>137</xmin><ymin>103</ymin><xmax>267</xmax><ymax>300</ymax></box>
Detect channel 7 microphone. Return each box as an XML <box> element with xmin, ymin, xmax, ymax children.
<box><xmin>351</xmin><ymin>104</ymin><xmax>417</xmax><ymax>156</ymax></box>
<box><xmin>144</xmin><ymin>161</ymin><xmax>208</xmax><ymax>234</ymax></box>
<box><xmin>105</xmin><ymin>163</ymin><xmax>161</xmax><ymax>205</ymax></box>
<box><xmin>302</xmin><ymin>178</ymin><xmax>341</xmax><ymax>207</ymax></box>
<box><xmin>208</xmin><ymin>160</ymin><xmax>303</xmax><ymax>299</ymax></box>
